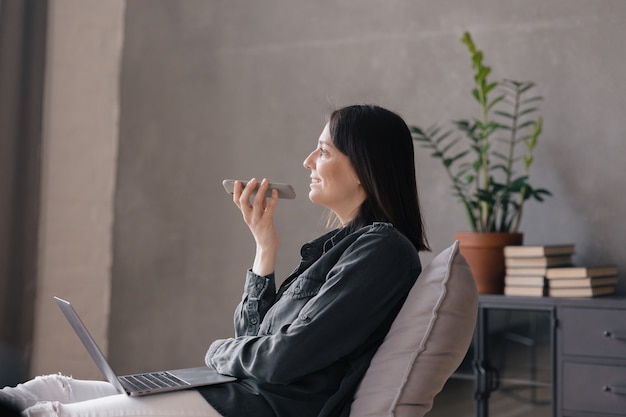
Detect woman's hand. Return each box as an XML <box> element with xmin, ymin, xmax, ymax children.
<box><xmin>233</xmin><ymin>178</ymin><xmax>279</xmax><ymax>276</ymax></box>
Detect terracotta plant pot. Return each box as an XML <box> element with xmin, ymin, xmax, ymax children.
<box><xmin>454</xmin><ymin>232</ymin><xmax>524</xmax><ymax>294</ymax></box>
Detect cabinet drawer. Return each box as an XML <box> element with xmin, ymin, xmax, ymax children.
<box><xmin>561</xmin><ymin>307</ymin><xmax>626</xmax><ymax>358</ymax></box>
<box><xmin>563</xmin><ymin>362</ymin><xmax>626</xmax><ymax>414</ymax></box>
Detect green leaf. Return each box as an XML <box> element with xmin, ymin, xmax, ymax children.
<box><xmin>519</xmin><ymin>107</ymin><xmax>539</xmax><ymax>116</ymax></box>
<box><xmin>491</xmin><ymin>152</ymin><xmax>509</xmax><ymax>161</ymax></box>
<box><xmin>462</xmin><ymin>174</ymin><xmax>474</xmax><ymax>185</ymax></box>
<box><xmin>477</xmin><ymin>66</ymin><xmax>491</xmax><ymax>81</ymax></box>
<box><xmin>518</xmin><ymin>120</ymin><xmax>536</xmax><ymax>130</ymax></box>
<box><xmin>441</xmin><ymin>137</ymin><xmax>462</xmax><ymax>153</ymax></box>
<box><xmin>409</xmin><ymin>126</ymin><xmax>425</xmax><ymax>135</ymax></box>
<box><xmin>534</xmin><ymin>188</ymin><xmax>552</xmax><ymax>197</ymax></box>
<box><xmin>461</xmin><ymin>32</ymin><xmax>476</xmax><ymax>52</ymax></box>
<box><xmin>434</xmin><ymin>130</ymin><xmax>454</xmax><ymax>145</ymax></box>
<box><xmin>485</xmin><ymin>82</ymin><xmax>498</xmax><ymax>95</ymax></box>
<box><xmin>518</xmin><ymin>82</ymin><xmax>535</xmax><ymax>94</ymax></box>
<box><xmin>502</xmin><ymin>78</ymin><xmax>523</xmax><ymax>88</ymax></box>
<box><xmin>490</xmin><ymin>163</ymin><xmax>510</xmax><ymax>174</ymax></box>
<box><xmin>521</xmin><ymin>96</ymin><xmax>543</xmax><ymax>104</ymax></box>
<box><xmin>487</xmin><ymin>95</ymin><xmax>505</xmax><ymax>111</ymax></box>
<box><xmin>454</xmin><ymin>119</ymin><xmax>471</xmax><ymax>129</ymax></box>
<box><xmin>524</xmin><ymin>155</ymin><xmax>534</xmax><ymax>166</ymax></box>
<box><xmin>493</xmin><ymin>110</ymin><xmax>514</xmax><ymax>119</ymax></box>
<box><xmin>450</xmin><ymin>150</ymin><xmax>470</xmax><ymax>162</ymax></box>
<box><xmin>484</xmin><ymin>122</ymin><xmax>500</xmax><ymax>136</ymax></box>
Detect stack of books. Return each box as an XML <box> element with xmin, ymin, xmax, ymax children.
<box><xmin>545</xmin><ymin>265</ymin><xmax>618</xmax><ymax>297</ymax></box>
<box><xmin>503</xmin><ymin>244</ymin><xmax>575</xmax><ymax>296</ymax></box>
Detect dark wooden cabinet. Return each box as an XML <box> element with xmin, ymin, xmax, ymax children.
<box><xmin>558</xmin><ymin>304</ymin><xmax>626</xmax><ymax>416</ymax></box>
<box><xmin>473</xmin><ymin>295</ymin><xmax>626</xmax><ymax>417</ymax></box>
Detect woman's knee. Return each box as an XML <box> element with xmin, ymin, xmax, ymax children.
<box><xmin>1</xmin><ymin>374</ymin><xmax>73</xmax><ymax>411</ymax></box>
<box><xmin>32</xmin><ymin>374</ymin><xmax>73</xmax><ymax>395</ymax></box>
<box><xmin>23</xmin><ymin>400</ymin><xmax>62</xmax><ymax>417</ymax></box>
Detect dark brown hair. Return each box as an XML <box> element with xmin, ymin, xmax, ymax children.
<box><xmin>328</xmin><ymin>105</ymin><xmax>429</xmax><ymax>252</ymax></box>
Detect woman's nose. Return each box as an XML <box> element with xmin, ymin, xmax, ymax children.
<box><xmin>303</xmin><ymin>151</ymin><xmax>314</xmax><ymax>169</ymax></box>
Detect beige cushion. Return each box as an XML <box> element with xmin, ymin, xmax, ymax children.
<box><xmin>350</xmin><ymin>241</ymin><xmax>478</xmax><ymax>417</ymax></box>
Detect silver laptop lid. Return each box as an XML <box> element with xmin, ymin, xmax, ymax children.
<box><xmin>54</xmin><ymin>296</ymin><xmax>126</xmax><ymax>394</ymax></box>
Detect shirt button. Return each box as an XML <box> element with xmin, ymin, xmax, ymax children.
<box><xmin>250</xmin><ymin>318</ymin><xmax>258</xmax><ymax>324</ymax></box>
<box><xmin>294</xmin><ymin>286</ymin><xmax>301</xmax><ymax>294</ymax></box>
<box><xmin>255</xmin><ymin>283</ymin><xmax>263</xmax><ymax>290</ymax></box>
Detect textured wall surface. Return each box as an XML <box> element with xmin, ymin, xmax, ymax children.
<box><xmin>30</xmin><ymin>0</ymin><xmax>125</xmax><ymax>378</ymax></box>
<box><xmin>32</xmin><ymin>0</ymin><xmax>625</xmax><ymax>378</ymax></box>
<box><xmin>107</xmin><ymin>0</ymin><xmax>626</xmax><ymax>374</ymax></box>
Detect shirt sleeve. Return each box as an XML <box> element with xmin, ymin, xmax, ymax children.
<box><xmin>233</xmin><ymin>269</ymin><xmax>277</xmax><ymax>337</ymax></box>
<box><xmin>205</xmin><ymin>229</ymin><xmax>419</xmax><ymax>384</ymax></box>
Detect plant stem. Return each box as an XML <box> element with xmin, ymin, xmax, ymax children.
<box><xmin>479</xmin><ymin>81</ymin><xmax>490</xmax><ymax>232</ymax></box>
<box><xmin>499</xmin><ymin>82</ymin><xmax>520</xmax><ymax>231</ymax></box>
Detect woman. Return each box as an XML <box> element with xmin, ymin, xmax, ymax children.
<box><xmin>1</xmin><ymin>104</ymin><xmax>429</xmax><ymax>417</ymax></box>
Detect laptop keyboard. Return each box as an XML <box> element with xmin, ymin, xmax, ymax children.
<box><xmin>120</xmin><ymin>371</ymin><xmax>189</xmax><ymax>391</ymax></box>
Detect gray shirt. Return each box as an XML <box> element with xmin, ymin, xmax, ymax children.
<box><xmin>199</xmin><ymin>222</ymin><xmax>421</xmax><ymax>417</ymax></box>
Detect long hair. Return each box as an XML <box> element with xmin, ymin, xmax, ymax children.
<box><xmin>328</xmin><ymin>105</ymin><xmax>430</xmax><ymax>252</ymax></box>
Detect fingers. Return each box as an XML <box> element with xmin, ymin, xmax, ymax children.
<box><xmin>234</xmin><ymin>178</ymin><xmax>278</xmax><ymax>222</ymax></box>
<box><xmin>265</xmin><ymin>187</ymin><xmax>279</xmax><ymax>217</ymax></box>
<box><xmin>252</xmin><ymin>178</ymin><xmax>270</xmax><ymax>209</ymax></box>
<box><xmin>233</xmin><ymin>180</ymin><xmax>244</xmax><ymax>208</ymax></box>
<box><xmin>236</xmin><ymin>179</ymin><xmax>256</xmax><ymax>222</ymax></box>
<box><xmin>234</xmin><ymin>178</ymin><xmax>256</xmax><ymax>209</ymax></box>
<box><xmin>234</xmin><ymin>179</ymin><xmax>279</xmax><ymax>258</ymax></box>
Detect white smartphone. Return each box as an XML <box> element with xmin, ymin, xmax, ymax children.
<box><xmin>222</xmin><ymin>179</ymin><xmax>296</xmax><ymax>199</ymax></box>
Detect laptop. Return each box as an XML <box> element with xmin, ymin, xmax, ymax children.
<box><xmin>54</xmin><ymin>296</ymin><xmax>236</xmax><ymax>396</ymax></box>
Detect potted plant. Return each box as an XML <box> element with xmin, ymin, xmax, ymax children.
<box><xmin>410</xmin><ymin>32</ymin><xmax>551</xmax><ymax>294</ymax></box>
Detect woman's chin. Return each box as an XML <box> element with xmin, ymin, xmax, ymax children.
<box><xmin>308</xmin><ymin>190</ymin><xmax>323</xmax><ymax>205</ymax></box>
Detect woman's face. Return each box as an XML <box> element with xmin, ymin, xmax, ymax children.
<box><xmin>303</xmin><ymin>123</ymin><xmax>366</xmax><ymax>224</ymax></box>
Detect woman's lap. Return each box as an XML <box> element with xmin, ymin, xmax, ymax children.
<box><xmin>2</xmin><ymin>374</ymin><xmax>221</xmax><ymax>417</ymax></box>
<box><xmin>24</xmin><ymin>389</ymin><xmax>219</xmax><ymax>417</ymax></box>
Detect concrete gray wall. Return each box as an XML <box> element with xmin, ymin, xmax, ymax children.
<box><xmin>29</xmin><ymin>0</ymin><xmax>125</xmax><ymax>378</ymax></box>
<box><xmin>31</xmin><ymin>0</ymin><xmax>626</xmax><ymax>379</ymax></box>
<box><xmin>109</xmin><ymin>0</ymin><xmax>626</xmax><ymax>374</ymax></box>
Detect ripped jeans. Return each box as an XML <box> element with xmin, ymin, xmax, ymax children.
<box><xmin>0</xmin><ymin>374</ymin><xmax>222</xmax><ymax>417</ymax></box>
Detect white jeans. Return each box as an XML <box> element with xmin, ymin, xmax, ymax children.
<box><xmin>1</xmin><ymin>374</ymin><xmax>222</xmax><ymax>417</ymax></box>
